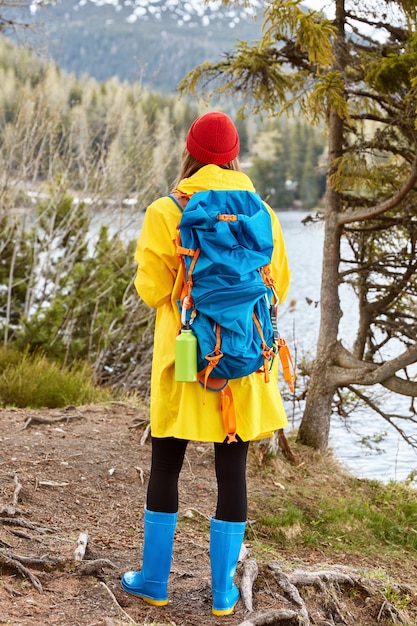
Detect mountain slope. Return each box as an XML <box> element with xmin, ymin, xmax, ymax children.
<box><xmin>37</xmin><ymin>0</ymin><xmax>264</xmax><ymax>92</ymax></box>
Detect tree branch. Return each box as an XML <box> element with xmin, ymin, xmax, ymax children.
<box><xmin>330</xmin><ymin>342</ymin><xmax>417</xmax><ymax>393</ymax></box>
<box><xmin>347</xmin><ymin>386</ymin><xmax>417</xmax><ymax>448</ymax></box>
<box><xmin>380</xmin><ymin>375</ymin><xmax>417</xmax><ymax>397</ymax></box>
<box><xmin>338</xmin><ymin>153</ymin><xmax>417</xmax><ymax>225</ymax></box>
<box><xmin>345</xmin><ymin>10</ymin><xmax>408</xmax><ymax>42</ymax></box>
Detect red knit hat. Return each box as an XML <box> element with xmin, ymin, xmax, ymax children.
<box><xmin>186</xmin><ymin>111</ymin><xmax>240</xmax><ymax>165</ymax></box>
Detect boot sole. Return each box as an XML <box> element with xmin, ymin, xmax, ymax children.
<box><xmin>120</xmin><ymin>582</ymin><xmax>168</xmax><ymax>606</ymax></box>
<box><xmin>212</xmin><ymin>601</ymin><xmax>238</xmax><ymax>616</ymax></box>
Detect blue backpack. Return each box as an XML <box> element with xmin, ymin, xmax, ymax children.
<box><xmin>172</xmin><ymin>188</ymin><xmax>294</xmax><ymax>442</ymax></box>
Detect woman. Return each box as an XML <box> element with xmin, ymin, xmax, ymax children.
<box><xmin>121</xmin><ymin>111</ymin><xmax>291</xmax><ymax>616</ymax></box>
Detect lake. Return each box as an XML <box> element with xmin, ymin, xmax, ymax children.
<box><xmin>277</xmin><ymin>211</ymin><xmax>417</xmax><ymax>484</ymax></box>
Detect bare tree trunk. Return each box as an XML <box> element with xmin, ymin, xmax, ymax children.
<box><xmin>297</xmin><ymin>0</ymin><xmax>346</xmax><ymax>452</ymax></box>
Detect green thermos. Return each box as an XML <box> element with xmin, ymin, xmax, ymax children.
<box><xmin>175</xmin><ymin>328</ymin><xmax>197</xmax><ymax>382</ymax></box>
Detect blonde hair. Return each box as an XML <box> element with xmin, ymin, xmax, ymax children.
<box><xmin>171</xmin><ymin>148</ymin><xmax>241</xmax><ymax>192</ymax></box>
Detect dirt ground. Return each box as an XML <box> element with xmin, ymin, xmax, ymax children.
<box><xmin>1</xmin><ymin>403</ymin><xmax>416</xmax><ymax>626</ymax></box>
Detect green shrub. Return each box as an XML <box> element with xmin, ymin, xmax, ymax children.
<box><xmin>0</xmin><ymin>348</ymin><xmax>109</xmax><ymax>408</ymax></box>
<box><xmin>0</xmin><ymin>347</ymin><xmax>22</xmax><ymax>373</ymax></box>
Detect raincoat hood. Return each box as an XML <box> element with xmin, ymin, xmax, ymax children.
<box><xmin>176</xmin><ymin>164</ymin><xmax>256</xmax><ymax>196</ymax></box>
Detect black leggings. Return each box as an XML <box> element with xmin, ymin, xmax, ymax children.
<box><xmin>146</xmin><ymin>437</ymin><xmax>249</xmax><ymax>522</ymax></box>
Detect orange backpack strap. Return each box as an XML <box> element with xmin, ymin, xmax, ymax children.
<box><xmin>261</xmin><ymin>263</ymin><xmax>279</xmax><ymax>302</ymax></box>
<box><xmin>196</xmin><ymin>323</ymin><xmax>238</xmax><ymax>444</ymax></box>
<box><xmin>220</xmin><ymin>385</ymin><xmax>238</xmax><ymax>444</ymax></box>
<box><xmin>196</xmin><ymin>372</ymin><xmax>237</xmax><ymax>444</ymax></box>
<box><xmin>171</xmin><ymin>189</ymin><xmax>190</xmax><ymax>210</ymax></box>
<box><xmin>252</xmin><ymin>311</ymin><xmax>275</xmax><ymax>383</ymax></box>
<box><xmin>277</xmin><ymin>337</ymin><xmax>296</xmax><ymax>393</ymax></box>
<box><xmin>173</xmin><ymin>191</ymin><xmax>201</xmax><ymax>321</ymax></box>
<box><xmin>261</xmin><ymin>266</ymin><xmax>296</xmax><ymax>392</ymax></box>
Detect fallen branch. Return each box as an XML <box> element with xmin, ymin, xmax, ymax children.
<box><xmin>140</xmin><ymin>422</ymin><xmax>151</xmax><ymax>445</ymax></box>
<box><xmin>134</xmin><ymin>466</ymin><xmax>145</xmax><ymax>484</ymax></box>
<box><xmin>183</xmin><ymin>507</ymin><xmax>211</xmax><ymax>521</ymax></box>
<box><xmin>38</xmin><ymin>480</ymin><xmax>70</xmax><ymax>488</ymax></box>
<box><xmin>129</xmin><ymin>417</ymin><xmax>149</xmax><ymax>430</ymax></box>
<box><xmin>4</xmin><ymin>583</ymin><xmax>23</xmax><ymax>597</ymax></box>
<box><xmin>110</xmin><ymin>400</ymin><xmax>143</xmax><ymax>411</ymax></box>
<box><xmin>287</xmin><ymin>566</ymin><xmax>356</xmax><ymax>589</ymax></box>
<box><xmin>74</xmin><ymin>531</ymin><xmax>89</xmax><ymax>562</ymax></box>
<box><xmin>262</xmin><ymin>561</ymin><xmax>413</xmax><ymax>626</ymax></box>
<box><xmin>377</xmin><ymin>599</ymin><xmax>408</xmax><ymax>624</ymax></box>
<box><xmin>12</xmin><ymin>475</ymin><xmax>22</xmax><ymax>507</ymax></box>
<box><xmin>238</xmin><ymin>543</ymin><xmax>249</xmax><ymax>563</ymax></box>
<box><xmin>240</xmin><ymin>558</ymin><xmax>259</xmax><ymax>612</ymax></box>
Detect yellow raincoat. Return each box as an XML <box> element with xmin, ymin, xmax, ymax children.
<box><xmin>134</xmin><ymin>165</ymin><xmax>291</xmax><ymax>442</ymax></box>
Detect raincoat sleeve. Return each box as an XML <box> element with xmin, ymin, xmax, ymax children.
<box><xmin>269</xmin><ymin>208</ymin><xmax>291</xmax><ymax>304</ymax></box>
<box><xmin>134</xmin><ymin>199</ymin><xmax>180</xmax><ymax>309</ymax></box>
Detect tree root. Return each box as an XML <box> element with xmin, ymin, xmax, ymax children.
<box><xmin>0</xmin><ymin>550</ymin><xmax>47</xmax><ymax>592</ymax></box>
<box><xmin>99</xmin><ymin>580</ymin><xmax>137</xmax><ymax>624</ymax></box>
<box><xmin>268</xmin><ymin>561</ymin><xmax>310</xmax><ymax>625</ymax></box>
<box><xmin>0</xmin><ymin>516</ymin><xmax>57</xmax><ymax>533</ymax></box>
<box><xmin>22</xmin><ymin>410</ymin><xmax>86</xmax><ymax>429</ymax></box>
<box><xmin>237</xmin><ymin>557</ymin><xmax>413</xmax><ymax>626</ymax></box>
<box><xmin>277</xmin><ymin>429</ymin><xmax>298</xmax><ymax>465</ymax></box>
<box><xmin>238</xmin><ymin>609</ymin><xmax>299</xmax><ymax>626</ymax></box>
<box><xmin>0</xmin><ymin>473</ymin><xmax>116</xmax><ymax>593</ymax></box>
<box><xmin>0</xmin><ymin>505</ymin><xmax>19</xmax><ymax>517</ymax></box>
<box><xmin>74</xmin><ymin>558</ymin><xmax>117</xmax><ymax>576</ymax></box>
<box><xmin>254</xmin><ymin>430</ymin><xmax>298</xmax><ymax>467</ymax></box>
<box><xmin>0</xmin><ymin>549</ymin><xmax>116</xmax><ymax>592</ymax></box>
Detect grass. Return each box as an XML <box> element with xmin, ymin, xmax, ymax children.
<box><xmin>0</xmin><ymin>346</ymin><xmax>111</xmax><ymax>408</ymax></box>
<box><xmin>248</xmin><ymin>443</ymin><xmax>417</xmax><ymax>564</ymax></box>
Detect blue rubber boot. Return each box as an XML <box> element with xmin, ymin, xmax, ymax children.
<box><xmin>210</xmin><ymin>517</ymin><xmax>246</xmax><ymax>616</ymax></box>
<box><xmin>121</xmin><ymin>508</ymin><xmax>178</xmax><ymax>606</ymax></box>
